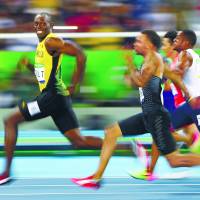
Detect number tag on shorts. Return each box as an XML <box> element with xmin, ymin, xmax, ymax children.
<box><xmin>35</xmin><ymin>67</ymin><xmax>45</xmax><ymax>83</ymax></box>
<box><xmin>27</xmin><ymin>101</ymin><xmax>41</xmax><ymax>116</ymax></box>
<box><xmin>139</xmin><ymin>87</ymin><xmax>144</xmax><ymax>102</ymax></box>
<box><xmin>197</xmin><ymin>115</ymin><xmax>200</xmax><ymax>126</ymax></box>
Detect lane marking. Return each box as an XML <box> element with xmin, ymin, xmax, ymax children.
<box><xmin>0</xmin><ymin>192</ymin><xmax>200</xmax><ymax>196</ymax></box>
<box><xmin>1</xmin><ymin>183</ymin><xmax>200</xmax><ymax>187</ymax></box>
<box><xmin>13</xmin><ymin>175</ymin><xmax>200</xmax><ymax>180</ymax></box>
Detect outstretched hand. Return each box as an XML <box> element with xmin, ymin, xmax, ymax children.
<box><xmin>18</xmin><ymin>57</ymin><xmax>29</xmax><ymax>68</ymax></box>
<box><xmin>17</xmin><ymin>57</ymin><xmax>34</xmax><ymax>72</ymax></box>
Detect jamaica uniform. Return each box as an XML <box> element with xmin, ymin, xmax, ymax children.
<box><xmin>19</xmin><ymin>33</ymin><xmax>79</xmax><ymax>133</ymax></box>
<box><xmin>119</xmin><ymin>76</ymin><xmax>176</xmax><ymax>155</ymax></box>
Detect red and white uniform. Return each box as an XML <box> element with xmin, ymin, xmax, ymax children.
<box><xmin>169</xmin><ymin>55</ymin><xmax>185</xmax><ymax>108</ymax></box>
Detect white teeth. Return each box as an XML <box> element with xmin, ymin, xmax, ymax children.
<box><xmin>37</xmin><ymin>30</ymin><xmax>42</xmax><ymax>34</ymax></box>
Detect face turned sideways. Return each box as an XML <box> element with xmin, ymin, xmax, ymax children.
<box><xmin>173</xmin><ymin>32</ymin><xmax>189</xmax><ymax>52</ymax></box>
<box><xmin>33</xmin><ymin>15</ymin><xmax>52</xmax><ymax>40</ymax></box>
<box><xmin>133</xmin><ymin>34</ymin><xmax>152</xmax><ymax>55</ymax></box>
<box><xmin>162</xmin><ymin>38</ymin><xmax>172</xmax><ymax>53</ymax></box>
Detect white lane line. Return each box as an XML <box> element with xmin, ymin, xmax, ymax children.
<box><xmin>0</xmin><ymin>192</ymin><xmax>200</xmax><ymax>196</ymax></box>
<box><xmin>1</xmin><ymin>183</ymin><xmax>200</xmax><ymax>187</ymax></box>
<box><xmin>14</xmin><ymin>177</ymin><xmax>130</xmax><ymax>179</ymax></box>
<box><xmin>12</xmin><ymin>176</ymin><xmax>200</xmax><ymax>180</ymax></box>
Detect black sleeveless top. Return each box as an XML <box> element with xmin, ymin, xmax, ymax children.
<box><xmin>139</xmin><ymin>76</ymin><xmax>163</xmax><ymax>114</ymax></box>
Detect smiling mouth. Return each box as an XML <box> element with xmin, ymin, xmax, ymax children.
<box><xmin>37</xmin><ymin>30</ymin><xmax>43</xmax><ymax>34</ymax></box>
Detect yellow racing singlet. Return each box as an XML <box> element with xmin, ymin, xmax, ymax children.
<box><xmin>35</xmin><ymin>33</ymin><xmax>69</xmax><ymax>96</ymax></box>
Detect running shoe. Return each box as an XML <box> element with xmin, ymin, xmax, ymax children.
<box><xmin>71</xmin><ymin>175</ymin><xmax>101</xmax><ymax>189</ymax></box>
<box><xmin>128</xmin><ymin>169</ymin><xmax>157</xmax><ymax>181</ymax></box>
<box><xmin>131</xmin><ymin>139</ymin><xmax>150</xmax><ymax>169</ymax></box>
<box><xmin>71</xmin><ymin>175</ymin><xmax>93</xmax><ymax>182</ymax></box>
<box><xmin>0</xmin><ymin>172</ymin><xmax>11</xmax><ymax>185</ymax></box>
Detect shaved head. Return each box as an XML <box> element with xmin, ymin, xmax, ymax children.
<box><xmin>34</xmin><ymin>12</ymin><xmax>53</xmax><ymax>40</ymax></box>
<box><xmin>35</xmin><ymin>12</ymin><xmax>52</xmax><ymax>23</ymax></box>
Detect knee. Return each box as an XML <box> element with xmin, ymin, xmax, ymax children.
<box><xmin>4</xmin><ymin>115</ymin><xmax>20</xmax><ymax>128</ymax></box>
<box><xmin>167</xmin><ymin>158</ymin><xmax>179</xmax><ymax>168</ymax></box>
<box><xmin>104</xmin><ymin>127</ymin><xmax>112</xmax><ymax>138</ymax></box>
<box><xmin>4</xmin><ymin>116</ymin><xmax>14</xmax><ymax>127</ymax></box>
<box><xmin>166</xmin><ymin>154</ymin><xmax>181</xmax><ymax>168</ymax></box>
<box><xmin>104</xmin><ymin>123</ymin><xmax>122</xmax><ymax>139</ymax></box>
<box><xmin>71</xmin><ymin>139</ymin><xmax>87</xmax><ymax>149</ymax></box>
<box><xmin>64</xmin><ymin>130</ymin><xmax>87</xmax><ymax>149</ymax></box>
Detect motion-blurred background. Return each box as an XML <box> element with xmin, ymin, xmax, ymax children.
<box><xmin>0</xmin><ymin>0</ymin><xmax>200</xmax><ymax>131</ymax></box>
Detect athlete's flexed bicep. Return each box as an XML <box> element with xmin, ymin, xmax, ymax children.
<box><xmin>45</xmin><ymin>37</ymin><xmax>86</xmax><ymax>94</ymax></box>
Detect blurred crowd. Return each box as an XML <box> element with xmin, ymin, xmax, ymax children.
<box><xmin>0</xmin><ymin>0</ymin><xmax>200</xmax><ymax>32</ymax></box>
<box><xmin>0</xmin><ymin>0</ymin><xmax>199</xmax><ymax>50</ymax></box>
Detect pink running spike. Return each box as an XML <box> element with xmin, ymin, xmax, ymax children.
<box><xmin>71</xmin><ymin>175</ymin><xmax>101</xmax><ymax>189</ymax></box>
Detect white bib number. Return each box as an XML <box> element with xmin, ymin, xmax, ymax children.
<box><xmin>139</xmin><ymin>87</ymin><xmax>144</xmax><ymax>102</ymax></box>
<box><xmin>197</xmin><ymin>115</ymin><xmax>200</xmax><ymax>126</ymax></box>
<box><xmin>35</xmin><ymin>67</ymin><xmax>45</xmax><ymax>83</ymax></box>
<box><xmin>27</xmin><ymin>101</ymin><xmax>41</xmax><ymax>116</ymax></box>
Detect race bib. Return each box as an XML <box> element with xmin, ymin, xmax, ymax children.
<box><xmin>197</xmin><ymin>115</ymin><xmax>200</xmax><ymax>126</ymax></box>
<box><xmin>139</xmin><ymin>87</ymin><xmax>144</xmax><ymax>102</ymax></box>
<box><xmin>35</xmin><ymin>67</ymin><xmax>45</xmax><ymax>83</ymax></box>
<box><xmin>27</xmin><ymin>101</ymin><xmax>41</xmax><ymax>116</ymax></box>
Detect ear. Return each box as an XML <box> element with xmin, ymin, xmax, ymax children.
<box><xmin>182</xmin><ymin>38</ymin><xmax>190</xmax><ymax>48</ymax></box>
<box><xmin>144</xmin><ymin>41</ymin><xmax>153</xmax><ymax>50</ymax></box>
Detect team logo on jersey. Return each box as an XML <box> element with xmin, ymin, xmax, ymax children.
<box><xmin>36</xmin><ymin>50</ymin><xmax>43</xmax><ymax>57</ymax></box>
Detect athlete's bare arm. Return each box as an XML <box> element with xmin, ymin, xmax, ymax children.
<box><xmin>173</xmin><ymin>50</ymin><xmax>193</xmax><ymax>77</ymax></box>
<box><xmin>163</xmin><ymin>52</ymin><xmax>191</xmax><ymax>98</ymax></box>
<box><xmin>128</xmin><ymin>53</ymin><xmax>158</xmax><ymax>87</ymax></box>
<box><xmin>45</xmin><ymin>37</ymin><xmax>86</xmax><ymax>94</ymax></box>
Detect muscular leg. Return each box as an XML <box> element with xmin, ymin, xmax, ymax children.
<box><xmin>148</xmin><ymin>131</ymin><xmax>187</xmax><ymax>174</ymax></box>
<box><xmin>64</xmin><ymin>128</ymin><xmax>103</xmax><ymax>149</ymax></box>
<box><xmin>92</xmin><ymin>123</ymin><xmax>122</xmax><ymax>179</ymax></box>
<box><xmin>69</xmin><ymin>123</ymin><xmax>123</xmax><ymax>180</ymax></box>
<box><xmin>65</xmin><ymin>124</ymin><xmax>123</xmax><ymax>179</ymax></box>
<box><xmin>148</xmin><ymin>128</ymin><xmax>199</xmax><ymax>174</ymax></box>
<box><xmin>147</xmin><ymin>142</ymin><xmax>159</xmax><ymax>173</ymax></box>
<box><xmin>166</xmin><ymin>150</ymin><xmax>200</xmax><ymax>167</ymax></box>
<box><xmin>3</xmin><ymin>108</ymin><xmax>25</xmax><ymax>174</ymax></box>
<box><xmin>64</xmin><ymin>127</ymin><xmax>131</xmax><ymax>150</ymax></box>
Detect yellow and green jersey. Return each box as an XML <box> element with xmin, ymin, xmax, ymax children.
<box><xmin>34</xmin><ymin>33</ymin><xmax>69</xmax><ymax>96</ymax></box>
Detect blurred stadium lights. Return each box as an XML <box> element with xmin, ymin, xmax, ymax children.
<box><xmin>0</xmin><ymin>31</ymin><xmax>176</xmax><ymax>39</ymax></box>
<box><xmin>53</xmin><ymin>26</ymin><xmax>78</xmax><ymax>30</ymax></box>
<box><xmin>1</xmin><ymin>31</ymin><xmax>200</xmax><ymax>39</ymax></box>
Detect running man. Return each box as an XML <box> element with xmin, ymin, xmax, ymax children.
<box><xmin>162</xmin><ymin>30</ymin><xmax>199</xmax><ymax>148</ymax></box>
<box><xmin>131</xmin><ymin>30</ymin><xmax>200</xmax><ymax>180</ymax></box>
<box><xmin>72</xmin><ymin>30</ymin><xmax>200</xmax><ymax>189</ymax></box>
<box><xmin>0</xmin><ymin>12</ymin><xmax>105</xmax><ymax>184</ymax></box>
